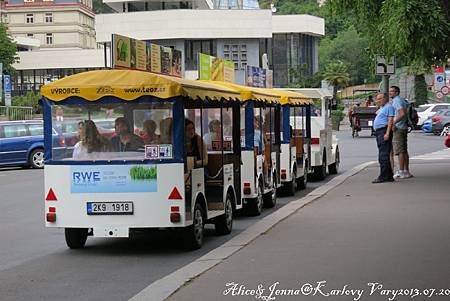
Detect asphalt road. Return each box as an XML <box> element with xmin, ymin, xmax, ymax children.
<box><xmin>0</xmin><ymin>129</ymin><xmax>445</xmax><ymax>301</ymax></box>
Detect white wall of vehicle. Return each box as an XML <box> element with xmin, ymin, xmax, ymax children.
<box><xmin>44</xmin><ymin>164</ymin><xmax>188</xmax><ymax>230</ymax></box>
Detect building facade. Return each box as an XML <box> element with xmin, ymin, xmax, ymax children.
<box><xmin>95</xmin><ymin>4</ymin><xmax>324</xmax><ymax>87</ymax></box>
<box><xmin>9</xmin><ymin>0</ymin><xmax>324</xmax><ymax>94</ymax></box>
<box><xmin>3</xmin><ymin>0</ymin><xmax>96</xmax><ymax>49</ymax></box>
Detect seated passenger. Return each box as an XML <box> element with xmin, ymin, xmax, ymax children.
<box><xmin>110</xmin><ymin>117</ymin><xmax>144</xmax><ymax>152</ymax></box>
<box><xmin>141</xmin><ymin>119</ymin><xmax>159</xmax><ymax>144</ymax></box>
<box><xmin>159</xmin><ymin>117</ymin><xmax>173</xmax><ymax>144</ymax></box>
<box><xmin>203</xmin><ymin>119</ymin><xmax>222</xmax><ymax>149</ymax></box>
<box><xmin>185</xmin><ymin>119</ymin><xmax>208</xmax><ymax>167</ymax></box>
<box><xmin>73</xmin><ymin>120</ymin><xmax>110</xmax><ymax>159</ymax></box>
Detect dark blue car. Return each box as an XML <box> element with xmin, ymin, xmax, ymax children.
<box><xmin>0</xmin><ymin>120</ymin><xmax>65</xmax><ymax>168</ymax></box>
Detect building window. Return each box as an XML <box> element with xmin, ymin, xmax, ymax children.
<box><xmin>45</xmin><ymin>13</ymin><xmax>53</xmax><ymax>23</ymax></box>
<box><xmin>27</xmin><ymin>33</ymin><xmax>34</xmax><ymax>38</ymax></box>
<box><xmin>223</xmin><ymin>44</ymin><xmax>247</xmax><ymax>70</ymax></box>
<box><xmin>46</xmin><ymin>33</ymin><xmax>53</xmax><ymax>45</ymax></box>
<box><xmin>26</xmin><ymin>14</ymin><xmax>34</xmax><ymax>24</ymax></box>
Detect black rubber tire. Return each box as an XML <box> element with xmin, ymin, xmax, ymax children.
<box><xmin>183</xmin><ymin>202</ymin><xmax>205</xmax><ymax>250</ymax></box>
<box><xmin>65</xmin><ymin>228</ymin><xmax>88</xmax><ymax>249</ymax></box>
<box><xmin>215</xmin><ymin>194</ymin><xmax>233</xmax><ymax>235</ymax></box>
<box><xmin>328</xmin><ymin>148</ymin><xmax>340</xmax><ymax>175</ymax></box>
<box><xmin>297</xmin><ymin>169</ymin><xmax>307</xmax><ymax>190</ymax></box>
<box><xmin>29</xmin><ymin>148</ymin><xmax>44</xmax><ymax>169</ymax></box>
<box><xmin>312</xmin><ymin>152</ymin><xmax>327</xmax><ymax>181</ymax></box>
<box><xmin>263</xmin><ymin>175</ymin><xmax>277</xmax><ymax>208</ymax></box>
<box><xmin>247</xmin><ymin>182</ymin><xmax>263</xmax><ymax>216</ymax></box>
<box><xmin>285</xmin><ymin>169</ymin><xmax>297</xmax><ymax>196</ymax></box>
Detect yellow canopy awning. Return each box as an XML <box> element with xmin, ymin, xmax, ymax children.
<box><xmin>41</xmin><ymin>70</ymin><xmax>242</xmax><ymax>102</ymax></box>
<box><xmin>199</xmin><ymin>81</ymin><xmax>280</xmax><ymax>103</ymax></box>
<box><xmin>259</xmin><ymin>88</ymin><xmax>313</xmax><ymax>105</ymax></box>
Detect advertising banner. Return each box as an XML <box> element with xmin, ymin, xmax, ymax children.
<box><xmin>245</xmin><ymin>66</ymin><xmax>273</xmax><ymax>88</ymax></box>
<box><xmin>113</xmin><ymin>34</ymin><xmax>131</xmax><ymax>68</ymax></box>
<box><xmin>150</xmin><ymin>43</ymin><xmax>162</xmax><ymax>73</ymax></box>
<box><xmin>198</xmin><ymin>53</ymin><xmax>235</xmax><ymax>83</ymax></box>
<box><xmin>71</xmin><ymin>165</ymin><xmax>157</xmax><ymax>193</ymax></box>
<box><xmin>112</xmin><ymin>34</ymin><xmax>182</xmax><ymax>78</ymax></box>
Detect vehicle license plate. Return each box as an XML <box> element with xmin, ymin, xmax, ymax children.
<box><xmin>368</xmin><ymin>121</ymin><xmax>373</xmax><ymax>126</ymax></box>
<box><xmin>87</xmin><ymin>202</ymin><xmax>133</xmax><ymax>215</ymax></box>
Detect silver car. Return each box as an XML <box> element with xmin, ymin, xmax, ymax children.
<box><xmin>431</xmin><ymin>109</ymin><xmax>450</xmax><ymax>136</ymax></box>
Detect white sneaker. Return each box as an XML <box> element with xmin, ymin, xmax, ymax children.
<box><xmin>400</xmin><ymin>171</ymin><xmax>414</xmax><ymax>179</ymax></box>
<box><xmin>393</xmin><ymin>171</ymin><xmax>403</xmax><ymax>179</ymax></box>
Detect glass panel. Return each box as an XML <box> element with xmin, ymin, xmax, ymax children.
<box><xmin>203</xmin><ymin>108</ymin><xmax>221</xmax><ymax>151</ymax></box>
<box><xmin>254</xmin><ymin>108</ymin><xmax>263</xmax><ymax>153</ymax></box>
<box><xmin>4</xmin><ymin>125</ymin><xmax>28</xmax><ymax>138</ymax></box>
<box><xmin>240</xmin><ymin>106</ymin><xmax>246</xmax><ymax>147</ymax></box>
<box><xmin>28</xmin><ymin>124</ymin><xmax>43</xmax><ymax>136</ymax></box>
<box><xmin>51</xmin><ymin>103</ymin><xmax>173</xmax><ymax>161</ymax></box>
<box><xmin>184</xmin><ymin>109</ymin><xmax>207</xmax><ymax>168</ymax></box>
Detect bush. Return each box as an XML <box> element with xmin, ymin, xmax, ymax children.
<box><xmin>331</xmin><ymin>110</ymin><xmax>345</xmax><ymax>131</ymax></box>
<box><xmin>12</xmin><ymin>91</ymin><xmax>41</xmax><ymax>114</ymax></box>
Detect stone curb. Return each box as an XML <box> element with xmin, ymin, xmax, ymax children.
<box><xmin>129</xmin><ymin>160</ymin><xmax>376</xmax><ymax>301</ymax></box>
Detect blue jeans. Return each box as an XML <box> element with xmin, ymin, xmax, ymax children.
<box><xmin>375</xmin><ymin>127</ymin><xmax>393</xmax><ymax>180</ymax></box>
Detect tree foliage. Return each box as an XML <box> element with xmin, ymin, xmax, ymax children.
<box><xmin>319</xmin><ymin>26</ymin><xmax>375</xmax><ymax>85</ymax></box>
<box><xmin>0</xmin><ymin>24</ymin><xmax>18</xmax><ymax>74</ymax></box>
<box><xmin>330</xmin><ymin>0</ymin><xmax>450</xmax><ymax>67</ymax></box>
<box><xmin>12</xmin><ymin>91</ymin><xmax>41</xmax><ymax>113</ymax></box>
<box><xmin>93</xmin><ymin>0</ymin><xmax>114</xmax><ymax>13</ymax></box>
<box><xmin>322</xmin><ymin>61</ymin><xmax>350</xmax><ymax>100</ymax></box>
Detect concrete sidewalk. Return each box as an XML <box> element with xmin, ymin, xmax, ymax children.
<box><xmin>167</xmin><ymin>154</ymin><xmax>450</xmax><ymax>301</ymax></box>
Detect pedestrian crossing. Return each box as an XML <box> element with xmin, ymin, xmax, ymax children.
<box><xmin>412</xmin><ymin>148</ymin><xmax>450</xmax><ymax>161</ymax></box>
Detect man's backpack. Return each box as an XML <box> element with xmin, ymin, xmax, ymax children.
<box><xmin>405</xmin><ymin>99</ymin><xmax>418</xmax><ymax>128</ymax></box>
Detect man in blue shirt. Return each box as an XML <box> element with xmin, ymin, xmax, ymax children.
<box><xmin>389</xmin><ymin>85</ymin><xmax>413</xmax><ymax>179</ymax></box>
<box><xmin>372</xmin><ymin>93</ymin><xmax>395</xmax><ymax>183</ymax></box>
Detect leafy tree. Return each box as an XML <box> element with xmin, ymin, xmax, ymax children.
<box><xmin>330</xmin><ymin>2</ymin><xmax>449</xmax><ymax>70</ymax></box>
<box><xmin>319</xmin><ymin>26</ymin><xmax>374</xmax><ymax>85</ymax></box>
<box><xmin>93</xmin><ymin>0</ymin><xmax>114</xmax><ymax>13</ymax></box>
<box><xmin>0</xmin><ymin>24</ymin><xmax>18</xmax><ymax>74</ymax></box>
<box><xmin>12</xmin><ymin>91</ymin><xmax>41</xmax><ymax>113</ymax></box>
<box><xmin>322</xmin><ymin>61</ymin><xmax>350</xmax><ymax>101</ymax></box>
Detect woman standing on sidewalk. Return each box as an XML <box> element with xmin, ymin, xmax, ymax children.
<box><xmin>372</xmin><ymin>93</ymin><xmax>395</xmax><ymax>183</ymax></box>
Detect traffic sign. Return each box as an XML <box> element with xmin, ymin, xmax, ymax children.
<box><xmin>436</xmin><ymin>91</ymin><xmax>444</xmax><ymax>100</ymax></box>
<box><xmin>441</xmin><ymin>86</ymin><xmax>449</xmax><ymax>96</ymax></box>
<box><xmin>434</xmin><ymin>72</ymin><xmax>446</xmax><ymax>91</ymax></box>
<box><xmin>3</xmin><ymin>74</ymin><xmax>11</xmax><ymax>106</ymax></box>
<box><xmin>376</xmin><ymin>56</ymin><xmax>395</xmax><ymax>75</ymax></box>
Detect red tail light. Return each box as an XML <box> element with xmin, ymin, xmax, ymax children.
<box><xmin>432</xmin><ymin>117</ymin><xmax>442</xmax><ymax>122</ymax></box>
<box><xmin>170</xmin><ymin>206</ymin><xmax>181</xmax><ymax>223</ymax></box>
<box><xmin>243</xmin><ymin>182</ymin><xmax>251</xmax><ymax>195</ymax></box>
<box><xmin>46</xmin><ymin>212</ymin><xmax>56</xmax><ymax>222</ymax></box>
<box><xmin>311</xmin><ymin>138</ymin><xmax>320</xmax><ymax>145</ymax></box>
<box><xmin>281</xmin><ymin>169</ymin><xmax>287</xmax><ymax>179</ymax></box>
<box><xmin>59</xmin><ymin>136</ymin><xmax>66</xmax><ymax>146</ymax></box>
<box><xmin>46</xmin><ymin>206</ymin><xmax>56</xmax><ymax>222</ymax></box>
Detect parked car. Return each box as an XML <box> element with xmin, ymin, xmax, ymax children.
<box><xmin>421</xmin><ymin>118</ymin><xmax>432</xmax><ymax>133</ymax></box>
<box><xmin>0</xmin><ymin>120</ymin><xmax>65</xmax><ymax>168</ymax></box>
<box><xmin>417</xmin><ymin>103</ymin><xmax>450</xmax><ymax>128</ymax></box>
<box><xmin>431</xmin><ymin>109</ymin><xmax>450</xmax><ymax>136</ymax></box>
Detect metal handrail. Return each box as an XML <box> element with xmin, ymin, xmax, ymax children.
<box><xmin>0</xmin><ymin>106</ymin><xmax>34</xmax><ymax>121</ymax></box>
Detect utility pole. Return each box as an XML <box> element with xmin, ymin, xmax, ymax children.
<box><xmin>382</xmin><ymin>75</ymin><xmax>389</xmax><ymax>95</ymax></box>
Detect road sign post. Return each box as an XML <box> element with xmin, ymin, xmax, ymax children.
<box><xmin>0</xmin><ymin>63</ymin><xmax>3</xmax><ymax>104</ymax></box>
<box><xmin>376</xmin><ymin>56</ymin><xmax>395</xmax><ymax>95</ymax></box>
<box><xmin>376</xmin><ymin>56</ymin><xmax>395</xmax><ymax>75</ymax></box>
<box><xmin>4</xmin><ymin>74</ymin><xmax>11</xmax><ymax>106</ymax></box>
